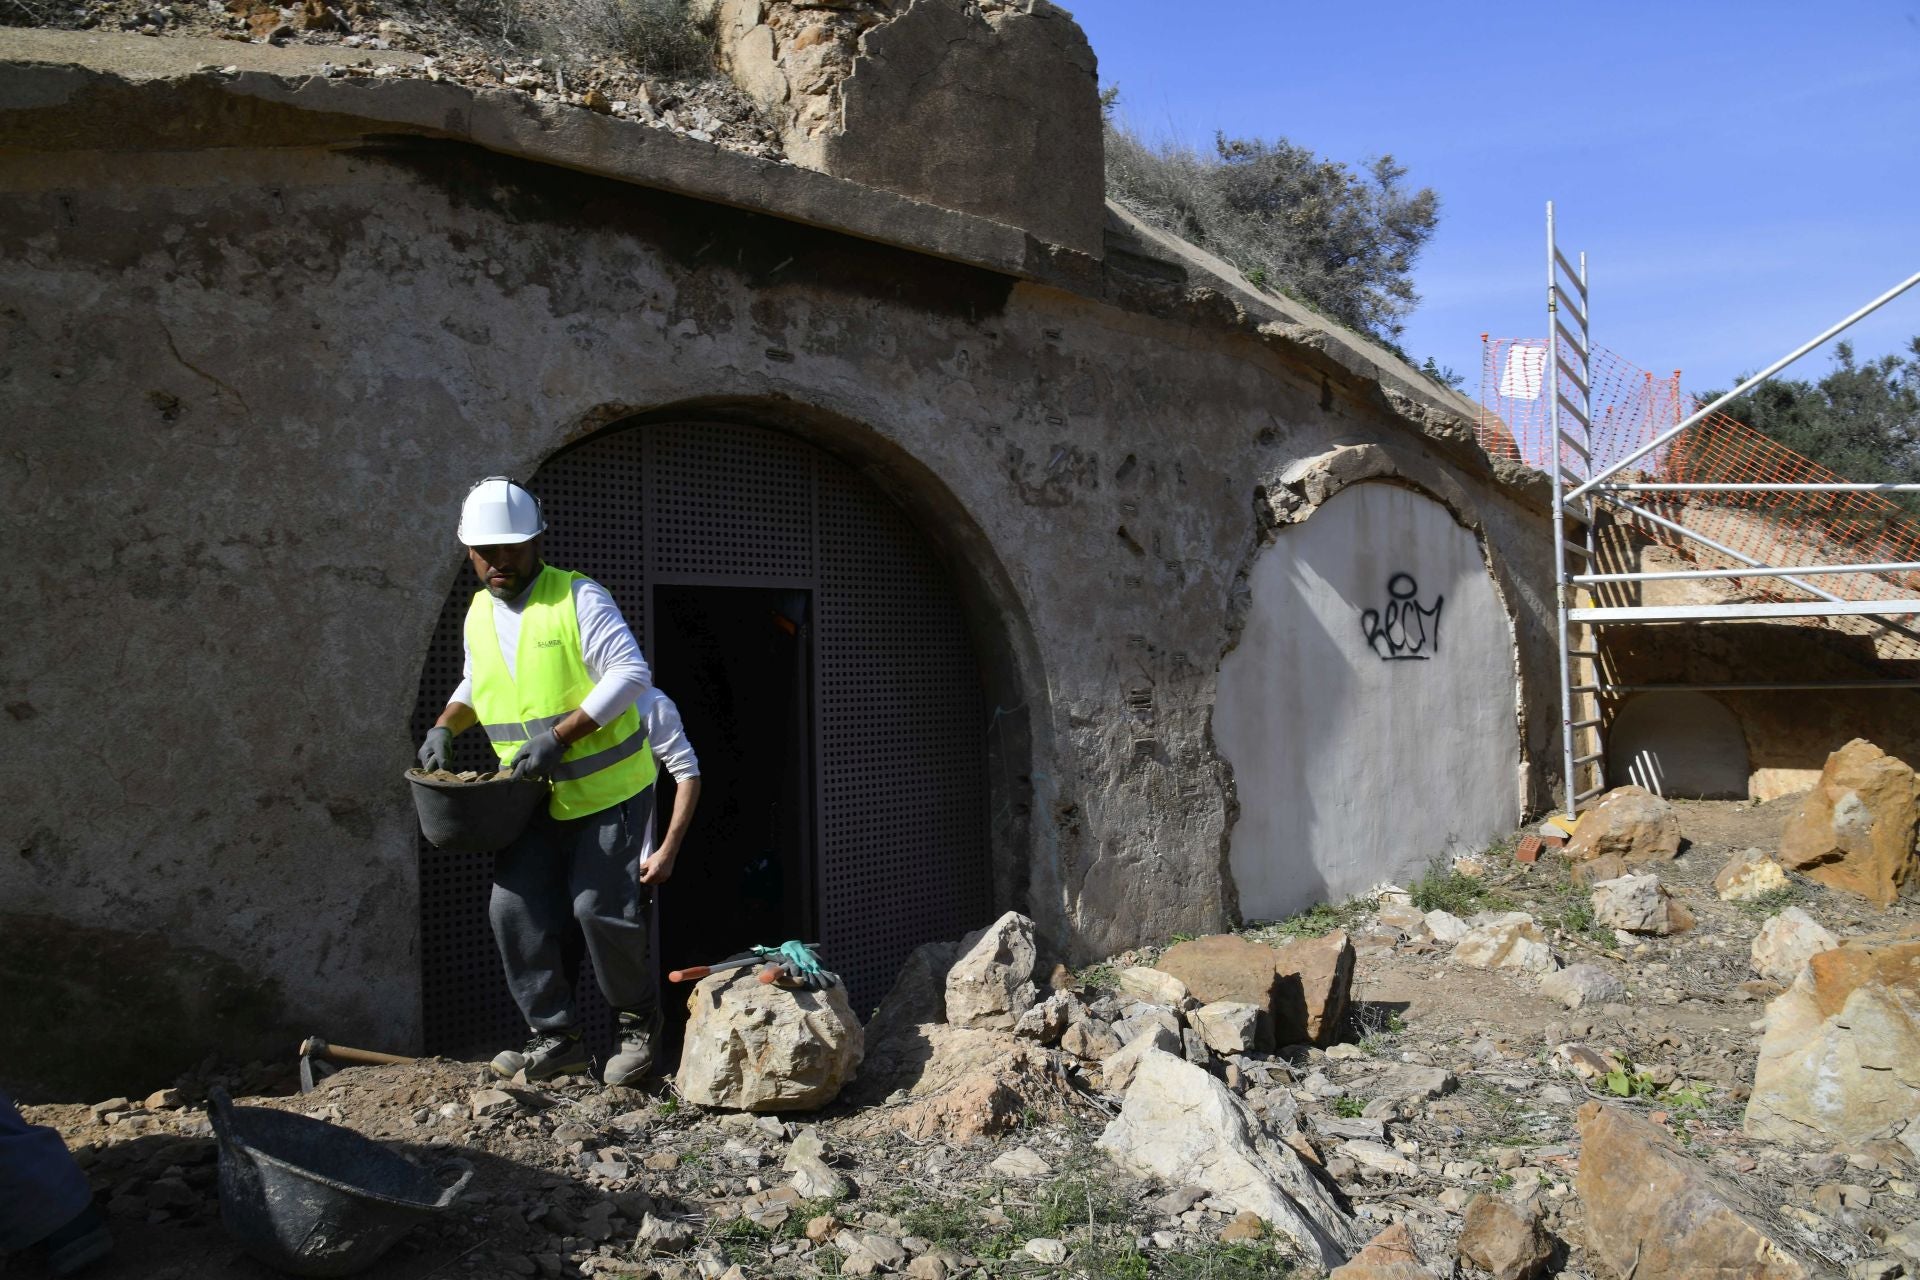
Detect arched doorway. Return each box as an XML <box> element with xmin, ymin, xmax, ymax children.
<box><xmin>410</xmin><ymin>421</ymin><xmax>991</xmax><ymax>1057</ymax></box>
<box><xmin>1606</xmin><ymin>691</ymin><xmax>1750</xmax><ymax>799</ymax></box>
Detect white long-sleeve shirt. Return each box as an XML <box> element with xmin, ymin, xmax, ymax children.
<box><xmin>641</xmin><ymin>689</ymin><xmax>701</xmax><ymax>782</ymax></box>
<box><xmin>449</xmin><ymin>574</ymin><xmax>651</xmax><ymax>727</ymax></box>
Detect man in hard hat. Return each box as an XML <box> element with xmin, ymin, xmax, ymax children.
<box><xmin>418</xmin><ymin>476</ymin><xmax>667</xmax><ymax>1086</ymax></box>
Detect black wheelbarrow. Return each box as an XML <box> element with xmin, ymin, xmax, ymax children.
<box><xmin>207</xmin><ymin>1086</ymin><xmax>473</xmax><ymax>1276</ymax></box>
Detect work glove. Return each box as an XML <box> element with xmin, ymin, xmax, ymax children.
<box><xmin>509</xmin><ymin>728</ymin><xmax>568</xmax><ymax>780</ymax></box>
<box><xmin>756</xmin><ymin>941</ymin><xmax>839</xmax><ymax>992</ymax></box>
<box><xmin>417</xmin><ymin>726</ymin><xmax>453</xmax><ymax>772</ymax></box>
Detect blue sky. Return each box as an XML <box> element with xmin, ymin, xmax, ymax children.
<box><xmin>1075</xmin><ymin>2</ymin><xmax>1920</xmax><ymax>400</ymax></box>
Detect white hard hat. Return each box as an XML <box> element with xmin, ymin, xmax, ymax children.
<box><xmin>458</xmin><ymin>476</ymin><xmax>546</xmax><ymax>546</ymax></box>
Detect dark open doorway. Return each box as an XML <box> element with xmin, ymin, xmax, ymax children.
<box><xmin>648</xmin><ymin>583</ymin><xmax>816</xmax><ymax>1052</ymax></box>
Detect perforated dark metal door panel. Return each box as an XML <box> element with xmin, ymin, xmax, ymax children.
<box><xmin>411</xmin><ymin>422</ymin><xmax>989</xmax><ymax>1053</ymax></box>
<box><xmin>816</xmin><ymin>464</ymin><xmax>990</xmax><ymax>1011</ymax></box>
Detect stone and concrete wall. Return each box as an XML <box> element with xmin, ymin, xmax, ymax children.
<box><xmin>1217</xmin><ymin>481</ymin><xmax>1522</xmax><ymax>920</ymax></box>
<box><xmin>706</xmin><ymin>0</ymin><xmax>1103</xmax><ymax>256</ymax></box>
<box><xmin>0</xmin><ymin>33</ymin><xmax>1557</xmax><ymax>1097</ymax></box>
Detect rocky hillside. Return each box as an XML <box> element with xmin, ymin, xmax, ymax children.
<box><xmin>17</xmin><ymin>746</ymin><xmax>1920</xmax><ymax>1278</ymax></box>
<box><xmin>4</xmin><ymin>0</ymin><xmax>785</xmax><ymax>157</ymax></box>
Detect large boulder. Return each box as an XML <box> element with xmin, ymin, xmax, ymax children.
<box><xmin>1576</xmin><ymin>1102</ymin><xmax>1818</xmax><ymax>1279</ymax></box>
<box><xmin>1590</xmin><ymin>874</ymin><xmax>1693</xmax><ymax>936</ymax></box>
<box><xmin>1745</xmin><ymin>932</ymin><xmax>1920</xmax><ymax>1148</ymax></box>
<box><xmin>676</xmin><ymin>971</ymin><xmax>864</xmax><ymax>1112</ymax></box>
<box><xmin>1271</xmin><ymin>930</ymin><xmax>1355</xmax><ymax>1047</ymax></box>
<box><xmin>1451</xmin><ymin>914</ymin><xmax>1557</xmax><ymax>975</ymax></box>
<box><xmin>1564</xmin><ymin>786</ymin><xmax>1682</xmax><ymax>863</ymax></box>
<box><xmin>707</xmin><ymin>0</ymin><xmax>1104</xmax><ymax>256</ymax></box>
<box><xmin>847</xmin><ymin>1023</ymin><xmax>1073</xmax><ymax>1144</ymax></box>
<box><xmin>1750</xmin><ymin>908</ymin><xmax>1839</xmax><ymax>984</ymax></box>
<box><xmin>1096</xmin><ymin>1049</ymin><xmax>1359</xmax><ymax>1270</ymax></box>
<box><xmin>944</xmin><ymin>911</ymin><xmax>1039</xmax><ymax>1031</ymax></box>
<box><xmin>1154</xmin><ymin>930</ymin><xmax>1353</xmax><ymax>1047</ymax></box>
<box><xmin>1155</xmin><ymin>934</ymin><xmax>1285</xmax><ymax>1011</ymax></box>
<box><xmin>1780</xmin><ymin>738</ymin><xmax>1920</xmax><ymax>907</ymax></box>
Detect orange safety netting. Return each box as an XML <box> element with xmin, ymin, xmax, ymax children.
<box><xmin>1478</xmin><ymin>337</ymin><xmax>1920</xmax><ymax>603</ymax></box>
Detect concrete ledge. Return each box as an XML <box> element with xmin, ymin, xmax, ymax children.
<box><xmin>0</xmin><ymin>27</ymin><xmax>1059</xmax><ymax>283</ymax></box>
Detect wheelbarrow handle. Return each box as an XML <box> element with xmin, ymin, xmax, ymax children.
<box><xmin>204</xmin><ymin>1085</ymin><xmax>244</xmax><ymax>1156</ymax></box>
<box><xmin>429</xmin><ymin>1156</ymin><xmax>476</xmax><ymax>1209</ymax></box>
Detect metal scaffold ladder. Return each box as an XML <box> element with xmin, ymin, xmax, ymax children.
<box><xmin>1545</xmin><ymin>204</ymin><xmax>1604</xmax><ymax>815</ymax></box>
<box><xmin>1543</xmin><ymin>203</ymin><xmax>1920</xmax><ymax>819</ymax></box>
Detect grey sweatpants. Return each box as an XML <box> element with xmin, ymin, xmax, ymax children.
<box><xmin>489</xmin><ymin>785</ymin><xmax>656</xmax><ymax>1031</ymax></box>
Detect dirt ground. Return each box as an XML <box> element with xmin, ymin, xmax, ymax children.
<box><xmin>8</xmin><ymin>796</ymin><xmax>1916</xmax><ymax>1279</ymax></box>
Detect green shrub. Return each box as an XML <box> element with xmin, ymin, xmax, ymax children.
<box><xmin>575</xmin><ymin>0</ymin><xmax>713</xmax><ymax>78</ymax></box>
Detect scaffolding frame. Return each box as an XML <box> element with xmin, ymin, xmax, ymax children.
<box><xmin>1542</xmin><ymin>202</ymin><xmax>1920</xmax><ymax>818</ymax></box>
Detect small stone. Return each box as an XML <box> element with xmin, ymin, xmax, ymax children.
<box><xmin>1750</xmin><ymin>908</ymin><xmax>1840</xmax><ymax>984</ymax></box>
<box><xmin>1540</xmin><ymin>963</ymin><xmax>1626</xmax><ymax>1009</ymax></box>
<box><xmin>1022</xmin><ymin>1237</ymin><xmax>1068</xmax><ymax>1264</ymax></box>
<box><xmin>1189</xmin><ymin>1001</ymin><xmax>1267</xmax><ymax>1055</ymax></box>
<box><xmin>636</xmin><ymin>1212</ymin><xmax>693</xmax><ymax>1254</ymax></box>
<box><xmin>1591</xmin><ymin>874</ymin><xmax>1692</xmax><ymax>936</ymax></box>
<box><xmin>805</xmin><ymin>1214</ymin><xmax>840</xmax><ymax>1244</ymax></box>
<box><xmin>1340</xmin><ymin>1140</ymin><xmax>1418</xmax><ymax>1177</ymax></box>
<box><xmin>989</xmin><ymin>1146</ymin><xmax>1052</xmax><ymax>1179</ymax></box>
<box><xmin>1114</xmin><ymin>966</ymin><xmax>1193</xmax><ymax>1008</ymax></box>
<box><xmin>143</xmin><ymin>1087</ymin><xmax>185</xmax><ymax>1110</ymax></box>
<box><xmin>1060</xmin><ymin>1020</ymin><xmax>1120</xmax><ymax>1061</ymax></box>
<box><xmin>1716</xmin><ymin>850</ymin><xmax>1791</xmax><ymax>901</ymax></box>
<box><xmin>1150</xmin><ymin>1186</ymin><xmax>1205</xmax><ymax>1217</ymax></box>
<box><xmin>470</xmin><ymin>1088</ymin><xmax>517</xmax><ymax>1119</ymax></box>
<box><xmin>90</xmin><ymin>1097</ymin><xmax>130</xmax><ymax>1119</ymax></box>
<box><xmin>1424</xmin><ymin>910</ymin><xmax>1471</xmax><ymax>943</ymax></box>
<box><xmin>1452</xmin><ymin>914</ymin><xmax>1557</xmax><ymax>975</ymax></box>
<box><xmin>1458</xmin><ymin>1194</ymin><xmax>1554</xmax><ymax>1280</ymax></box>
<box><xmin>1219</xmin><ymin>1209</ymin><xmax>1265</xmax><ymax>1242</ymax></box>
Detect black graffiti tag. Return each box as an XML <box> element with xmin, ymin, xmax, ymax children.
<box><xmin>1360</xmin><ymin>573</ymin><xmax>1444</xmax><ymax>661</ymax></box>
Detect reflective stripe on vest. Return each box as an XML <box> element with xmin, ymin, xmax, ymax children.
<box><xmin>464</xmin><ymin>565</ymin><xmax>656</xmax><ymax>820</ymax></box>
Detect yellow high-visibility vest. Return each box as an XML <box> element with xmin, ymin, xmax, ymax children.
<box><xmin>465</xmin><ymin>565</ymin><xmax>655</xmax><ymax>820</ymax></box>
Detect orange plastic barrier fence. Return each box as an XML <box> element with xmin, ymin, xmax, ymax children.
<box><xmin>1478</xmin><ymin>337</ymin><xmax>1920</xmax><ymax>603</ymax></box>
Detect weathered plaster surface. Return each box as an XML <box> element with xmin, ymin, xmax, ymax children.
<box><xmin>1217</xmin><ymin>483</ymin><xmax>1523</xmax><ymax>919</ymax></box>
<box><xmin>0</xmin><ymin>46</ymin><xmax>1559</xmax><ymax>1097</ymax></box>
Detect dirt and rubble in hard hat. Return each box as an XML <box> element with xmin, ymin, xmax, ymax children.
<box><xmin>407</xmin><ymin>767</ymin><xmax>517</xmax><ymax>784</ymax></box>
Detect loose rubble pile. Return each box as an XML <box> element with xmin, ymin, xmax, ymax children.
<box><xmin>15</xmin><ymin>738</ymin><xmax>1920</xmax><ymax>1278</ymax></box>
<box><xmin>17</xmin><ymin>0</ymin><xmax>787</xmax><ymax>159</ymax></box>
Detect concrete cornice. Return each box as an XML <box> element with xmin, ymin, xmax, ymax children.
<box><xmin>0</xmin><ymin>28</ymin><xmax>1069</xmax><ymax>283</ymax></box>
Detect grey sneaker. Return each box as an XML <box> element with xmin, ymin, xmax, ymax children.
<box><xmin>603</xmin><ymin>1009</ymin><xmax>661</xmax><ymax>1086</ymax></box>
<box><xmin>490</xmin><ymin>1029</ymin><xmax>589</xmax><ymax>1081</ymax></box>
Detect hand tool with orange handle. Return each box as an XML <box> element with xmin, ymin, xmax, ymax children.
<box><xmin>669</xmin><ymin>941</ymin><xmax>839</xmax><ymax>992</ymax></box>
